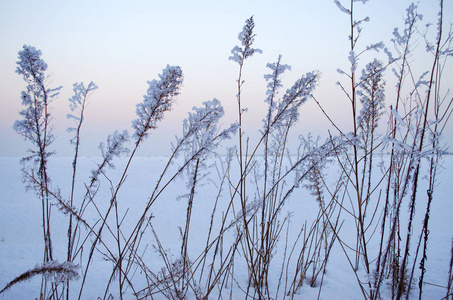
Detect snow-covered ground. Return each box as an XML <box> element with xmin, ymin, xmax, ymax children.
<box><xmin>1</xmin><ymin>155</ymin><xmax>452</xmax><ymax>299</ymax></box>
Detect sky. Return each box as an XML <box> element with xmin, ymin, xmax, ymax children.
<box><xmin>1</xmin><ymin>0</ymin><xmax>452</xmax><ymax>157</ymax></box>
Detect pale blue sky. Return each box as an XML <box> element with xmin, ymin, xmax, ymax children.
<box><xmin>1</xmin><ymin>0</ymin><xmax>451</xmax><ymax>157</ymax></box>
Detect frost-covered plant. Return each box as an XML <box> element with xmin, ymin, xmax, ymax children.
<box><xmin>389</xmin><ymin>1</ymin><xmax>453</xmax><ymax>298</ymax></box>
<box><xmin>263</xmin><ymin>63</ymin><xmax>320</xmax><ymax>207</ymax></box>
<box><xmin>232</xmin><ymin>45</ymin><xmax>322</xmax><ymax>297</ymax></box>
<box><xmin>260</xmin><ymin>56</ymin><xmax>292</xmax><ymax>280</ymax></box>
<box><xmin>96</xmin><ymin>130</ymin><xmax>131</xmax><ymax>174</ymax></box>
<box><xmin>67</xmin><ymin>82</ymin><xmax>98</xmax><ymax>144</ymax></box>
<box><xmin>328</xmin><ymin>0</ymin><xmax>390</xmax><ymax>297</ymax></box>
<box><xmin>263</xmin><ymin>55</ymin><xmax>292</xmax><ymax>128</ymax></box>
<box><xmin>14</xmin><ymin>45</ymin><xmax>62</xmax><ymax>167</ymax></box>
<box><xmin>371</xmin><ymin>3</ymin><xmax>426</xmax><ymax>298</ymax></box>
<box><xmin>179</xmin><ymin>98</ymin><xmax>238</xmax><ymax>168</ymax></box>
<box><xmin>229</xmin><ymin>16</ymin><xmax>327</xmax><ymax>298</ymax></box>
<box><xmin>66</xmin><ymin>81</ymin><xmax>98</xmax><ymax>228</ymax></box>
<box><xmin>228</xmin><ymin>16</ymin><xmax>265</xmax><ymax>295</ymax></box>
<box><xmin>65</xmin><ymin>81</ymin><xmax>97</xmax><ymax>298</ymax></box>
<box><xmin>70</xmin><ymin>129</ymin><xmax>130</xmax><ymax>249</ymax></box>
<box><xmin>335</xmin><ymin>0</ymin><xmax>385</xmax><ymax>288</ymax></box>
<box><xmin>229</xmin><ymin>16</ymin><xmax>262</xmax><ymax>209</ymax></box>
<box><xmin>66</xmin><ymin>129</ymin><xmax>130</xmax><ymax>229</ymax></box>
<box><xmin>325</xmin><ymin>1</ymin><xmax>453</xmax><ymax>299</ymax></box>
<box><xmin>79</xmin><ymin>65</ymin><xmax>183</xmax><ymax>299</ymax></box>
<box><xmin>13</xmin><ymin>45</ymin><xmax>63</xmax><ymax>297</ymax></box>
<box><xmin>261</xmin><ymin>56</ymin><xmax>318</xmax><ymax>211</ymax></box>
<box><xmin>263</xmin><ymin>61</ymin><xmax>320</xmax><ymax>167</ymax></box>
<box><xmin>357</xmin><ymin>59</ymin><xmax>385</xmax><ymax>137</ymax></box>
<box><xmin>229</xmin><ymin>16</ymin><xmax>263</xmax><ymax>65</ymax></box>
<box><xmin>356</xmin><ymin>59</ymin><xmax>385</xmax><ymax>215</ymax></box>
<box><xmin>0</xmin><ymin>261</ymin><xmax>79</xmax><ymax>295</ymax></box>
<box><xmin>253</xmin><ymin>58</ymin><xmax>320</xmax><ymax>295</ymax></box>
<box><xmin>273</xmin><ymin>71</ymin><xmax>320</xmax><ymax>129</ymax></box>
<box><xmin>111</xmin><ymin>110</ymin><xmax>233</xmax><ymax>299</ymax></box>
<box><xmin>132</xmin><ymin>65</ymin><xmax>183</xmax><ymax>143</ymax></box>
<box><xmin>229</xmin><ymin>15</ymin><xmax>262</xmax><ymax>160</ymax></box>
<box><xmin>176</xmin><ymin>98</ymin><xmax>237</xmax><ymax>295</ymax></box>
<box><xmin>298</xmin><ymin>136</ymin><xmax>340</xmax><ymax>287</ymax></box>
<box><xmin>301</xmin><ymin>135</ymin><xmax>330</xmax><ymax>206</ymax></box>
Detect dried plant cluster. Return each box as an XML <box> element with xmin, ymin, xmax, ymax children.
<box><xmin>3</xmin><ymin>1</ymin><xmax>453</xmax><ymax>299</ymax></box>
